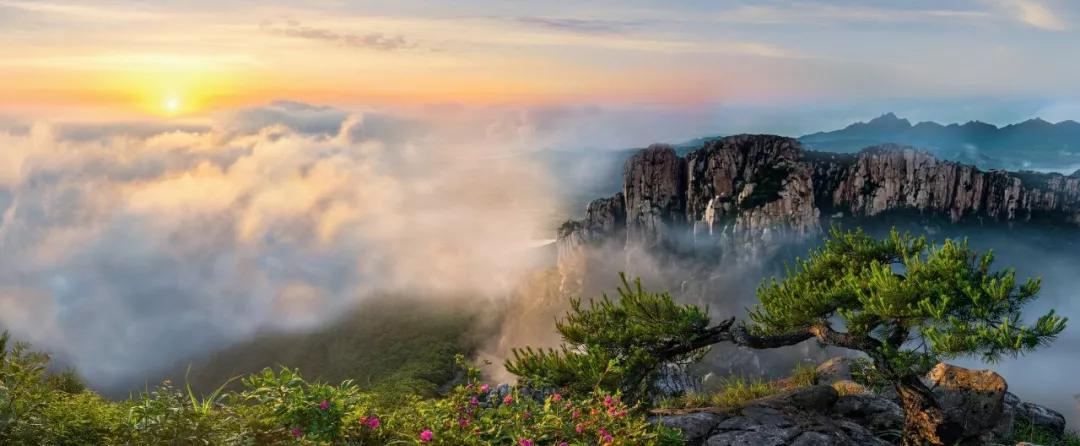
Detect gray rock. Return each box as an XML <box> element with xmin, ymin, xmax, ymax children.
<box><xmin>706</xmin><ymin>427</ymin><xmax>800</xmax><ymax>446</ymax></box>
<box><xmin>790</xmin><ymin>431</ymin><xmax>842</xmax><ymax>446</ymax></box>
<box><xmin>832</xmin><ymin>393</ymin><xmax>903</xmax><ymax>432</ymax></box>
<box><xmin>926</xmin><ymin>363</ymin><xmax>1008</xmax><ymax>444</ymax></box>
<box><xmin>653</xmin><ymin>412</ymin><xmax>725</xmax><ymax>445</ymax></box>
<box><xmin>752</xmin><ymin>385</ymin><xmax>839</xmax><ymax>413</ymax></box>
<box><xmin>1014</xmin><ymin>401</ymin><xmax>1067</xmax><ymax>436</ymax></box>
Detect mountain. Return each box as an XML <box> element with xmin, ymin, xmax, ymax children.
<box><xmin>557</xmin><ymin>135</ymin><xmax>1080</xmax><ymax>295</ymax></box>
<box><xmin>799</xmin><ymin>114</ymin><xmax>1080</xmax><ymax>171</ymax></box>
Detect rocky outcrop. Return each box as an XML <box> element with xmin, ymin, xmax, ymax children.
<box><xmin>653</xmin><ymin>386</ymin><xmax>891</xmax><ymax>446</ymax></box>
<box><xmin>925</xmin><ymin>363</ymin><xmax>1009</xmax><ymax>444</ymax></box>
<box><xmin>557</xmin><ymin>135</ymin><xmax>1080</xmax><ymax>273</ymax></box>
<box><xmin>624</xmin><ymin>145</ymin><xmax>686</xmax><ymax>249</ymax></box>
<box><xmin>653</xmin><ymin>360</ymin><xmax>1066</xmax><ymax>446</ymax></box>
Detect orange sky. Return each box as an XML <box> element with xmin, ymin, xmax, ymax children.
<box><xmin>2</xmin><ymin>0</ymin><xmax>1078</xmax><ymax>120</ymax></box>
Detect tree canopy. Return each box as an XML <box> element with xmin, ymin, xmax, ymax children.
<box><xmin>505</xmin><ymin>274</ymin><xmax>733</xmax><ymax>400</ymax></box>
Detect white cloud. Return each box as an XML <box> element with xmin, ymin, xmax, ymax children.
<box><xmin>0</xmin><ymin>103</ymin><xmax>558</xmax><ymax>387</ymax></box>
<box><xmin>993</xmin><ymin>0</ymin><xmax>1068</xmax><ymax>30</ymax></box>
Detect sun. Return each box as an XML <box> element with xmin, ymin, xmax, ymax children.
<box><xmin>163</xmin><ymin>96</ymin><xmax>181</xmax><ymax>113</ymax></box>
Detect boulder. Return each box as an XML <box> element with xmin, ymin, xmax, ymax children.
<box><xmin>652</xmin><ymin>412</ymin><xmax>726</xmax><ymax>446</ymax></box>
<box><xmin>926</xmin><ymin>363</ymin><xmax>1009</xmax><ymax>444</ymax></box>
<box><xmin>1013</xmin><ymin>399</ymin><xmax>1067</xmax><ymax>436</ymax></box>
<box><xmin>814</xmin><ymin>357</ymin><xmax>855</xmax><ymax>385</ymax></box>
<box><xmin>831</xmin><ymin>393</ymin><xmax>904</xmax><ymax>432</ymax></box>
<box><xmin>703</xmin><ymin>386</ymin><xmax>890</xmax><ymax>446</ymax></box>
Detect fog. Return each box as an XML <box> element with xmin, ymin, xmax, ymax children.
<box><xmin>0</xmin><ymin>102</ymin><xmax>560</xmax><ymax>389</ymax></box>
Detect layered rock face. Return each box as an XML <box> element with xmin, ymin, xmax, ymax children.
<box><xmin>558</xmin><ymin>135</ymin><xmax>1080</xmax><ymax>275</ymax></box>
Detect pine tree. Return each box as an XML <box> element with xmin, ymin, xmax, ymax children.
<box><xmin>505</xmin><ymin>274</ymin><xmax>733</xmax><ymax>401</ymax></box>
<box><xmin>732</xmin><ymin>228</ymin><xmax>1067</xmax><ymax>445</ymax></box>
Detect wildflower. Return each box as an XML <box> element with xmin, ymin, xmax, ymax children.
<box><xmin>503</xmin><ymin>394</ymin><xmax>514</xmax><ymax>405</ymax></box>
<box><xmin>551</xmin><ymin>393</ymin><xmax>563</xmax><ymax>402</ymax></box>
<box><xmin>602</xmin><ymin>433</ymin><xmax>614</xmax><ymax>445</ymax></box>
<box><xmin>458</xmin><ymin>418</ymin><xmax>470</xmax><ymax>428</ymax></box>
<box><xmin>559</xmin><ymin>443</ymin><xmax>568</xmax><ymax>446</ymax></box>
<box><xmin>603</xmin><ymin>395</ymin><xmax>614</xmax><ymax>407</ymax></box>
<box><xmin>319</xmin><ymin>400</ymin><xmax>330</xmax><ymax>410</ymax></box>
<box><xmin>571</xmin><ymin>410</ymin><xmax>580</xmax><ymax>419</ymax></box>
<box><xmin>615</xmin><ymin>409</ymin><xmax>626</xmax><ymax>418</ymax></box>
<box><xmin>523</xmin><ymin>411</ymin><xmax>531</xmax><ymax>420</ymax></box>
<box><xmin>519</xmin><ymin>439</ymin><xmax>533</xmax><ymax>446</ymax></box>
<box><xmin>470</xmin><ymin>396</ymin><xmax>479</xmax><ymax>406</ymax></box>
<box><xmin>564</xmin><ymin>402</ymin><xmax>573</xmax><ymax>410</ymax></box>
<box><xmin>290</xmin><ymin>427</ymin><xmax>302</xmax><ymax>438</ymax></box>
<box><xmin>479</xmin><ymin>384</ymin><xmax>490</xmax><ymax>393</ymax></box>
<box><xmin>420</xmin><ymin>429</ymin><xmax>434</xmax><ymax>442</ymax></box>
<box><xmin>575</xmin><ymin>423</ymin><xmax>585</xmax><ymax>434</ymax></box>
<box><xmin>367</xmin><ymin>417</ymin><xmax>380</xmax><ymax>429</ymax></box>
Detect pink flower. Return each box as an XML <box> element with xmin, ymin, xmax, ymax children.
<box><xmin>603</xmin><ymin>395</ymin><xmax>614</xmax><ymax>407</ymax></box>
<box><xmin>559</xmin><ymin>443</ymin><xmax>568</xmax><ymax>446</ymax></box>
<box><xmin>602</xmin><ymin>434</ymin><xmax>614</xmax><ymax>445</ymax></box>
<box><xmin>479</xmin><ymin>384</ymin><xmax>490</xmax><ymax>393</ymax></box>
<box><xmin>503</xmin><ymin>394</ymin><xmax>514</xmax><ymax>405</ymax></box>
<box><xmin>367</xmin><ymin>416</ymin><xmax>380</xmax><ymax>429</ymax></box>
<box><xmin>470</xmin><ymin>396</ymin><xmax>479</xmax><ymax>406</ymax></box>
<box><xmin>519</xmin><ymin>439</ymin><xmax>533</xmax><ymax>446</ymax></box>
<box><xmin>319</xmin><ymin>400</ymin><xmax>330</xmax><ymax>410</ymax></box>
<box><xmin>458</xmin><ymin>418</ymin><xmax>470</xmax><ymax>428</ymax></box>
<box><xmin>420</xmin><ymin>429</ymin><xmax>434</xmax><ymax>442</ymax></box>
<box><xmin>290</xmin><ymin>427</ymin><xmax>302</xmax><ymax>438</ymax></box>
<box><xmin>571</xmin><ymin>410</ymin><xmax>580</xmax><ymax>419</ymax></box>
<box><xmin>575</xmin><ymin>423</ymin><xmax>585</xmax><ymax>434</ymax></box>
<box><xmin>551</xmin><ymin>393</ymin><xmax>563</xmax><ymax>402</ymax></box>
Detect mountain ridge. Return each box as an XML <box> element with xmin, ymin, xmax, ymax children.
<box><xmin>799</xmin><ymin>113</ymin><xmax>1080</xmax><ymax>171</ymax></box>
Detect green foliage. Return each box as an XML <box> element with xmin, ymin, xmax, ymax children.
<box><xmin>748</xmin><ymin>227</ymin><xmax>1067</xmax><ymax>379</ymax></box>
<box><xmin>740</xmin><ymin>164</ymin><xmax>793</xmax><ymax>210</ymax></box>
<box><xmin>657</xmin><ymin>363</ymin><xmax>818</xmax><ymax>411</ymax></box>
<box><xmin>1010</xmin><ymin>421</ymin><xmax>1080</xmax><ymax>446</ymax></box>
<box><xmin>238</xmin><ymin>367</ymin><xmax>369</xmax><ymax>443</ymax></box>
<box><xmin>848</xmin><ymin>357</ymin><xmax>890</xmax><ymax>393</ymax></box>
<box><xmin>0</xmin><ymin>331</ymin><xmax>681</xmax><ymax>445</ymax></box>
<box><xmin>506</xmin><ymin>274</ymin><xmax>723</xmax><ymax>400</ymax></box>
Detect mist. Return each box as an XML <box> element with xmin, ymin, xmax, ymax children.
<box><xmin>0</xmin><ymin>101</ymin><xmax>562</xmax><ymax>389</ymax></box>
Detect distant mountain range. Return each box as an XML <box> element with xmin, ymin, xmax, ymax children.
<box><xmin>799</xmin><ymin>113</ymin><xmax>1080</xmax><ymax>172</ymax></box>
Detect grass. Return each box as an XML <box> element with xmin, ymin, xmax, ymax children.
<box><xmin>1009</xmin><ymin>421</ymin><xmax>1080</xmax><ymax>446</ymax></box>
<box><xmin>657</xmin><ymin>362</ymin><xmax>819</xmax><ymax>412</ymax></box>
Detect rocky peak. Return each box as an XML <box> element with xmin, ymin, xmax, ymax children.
<box><xmin>623</xmin><ymin>144</ymin><xmax>687</xmax><ymax>249</ymax></box>
<box><xmin>556</xmin><ymin>135</ymin><xmax>1080</xmax><ymax>275</ymax></box>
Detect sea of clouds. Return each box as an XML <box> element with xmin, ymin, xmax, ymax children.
<box><xmin>0</xmin><ymin>101</ymin><xmax>578</xmax><ymax>388</ymax></box>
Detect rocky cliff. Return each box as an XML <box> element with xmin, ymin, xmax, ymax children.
<box><xmin>559</xmin><ymin>135</ymin><xmax>1080</xmax><ymax>270</ymax></box>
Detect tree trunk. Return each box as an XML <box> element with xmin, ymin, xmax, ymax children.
<box><xmin>895</xmin><ymin>375</ymin><xmax>962</xmax><ymax>446</ymax></box>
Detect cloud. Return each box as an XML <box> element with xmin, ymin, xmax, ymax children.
<box><xmin>511</xmin><ymin>17</ymin><xmax>643</xmax><ymax>34</ymax></box>
<box><xmin>709</xmin><ymin>3</ymin><xmax>990</xmax><ymax>25</ymax></box>
<box><xmin>0</xmin><ymin>102</ymin><xmax>556</xmax><ymax>388</ymax></box>
<box><xmin>995</xmin><ymin>0</ymin><xmax>1068</xmax><ymax>30</ymax></box>
<box><xmin>261</xmin><ymin>19</ymin><xmax>416</xmax><ymax>51</ymax></box>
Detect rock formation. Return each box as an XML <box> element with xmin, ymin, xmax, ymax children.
<box><xmin>556</xmin><ymin>135</ymin><xmax>1080</xmax><ymax>293</ymax></box>
<box><xmin>652</xmin><ymin>360</ymin><xmax>1068</xmax><ymax>446</ymax></box>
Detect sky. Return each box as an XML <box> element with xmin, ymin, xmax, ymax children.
<box><xmin>3</xmin><ymin>0</ymin><xmax>1080</xmax><ymax>140</ymax></box>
